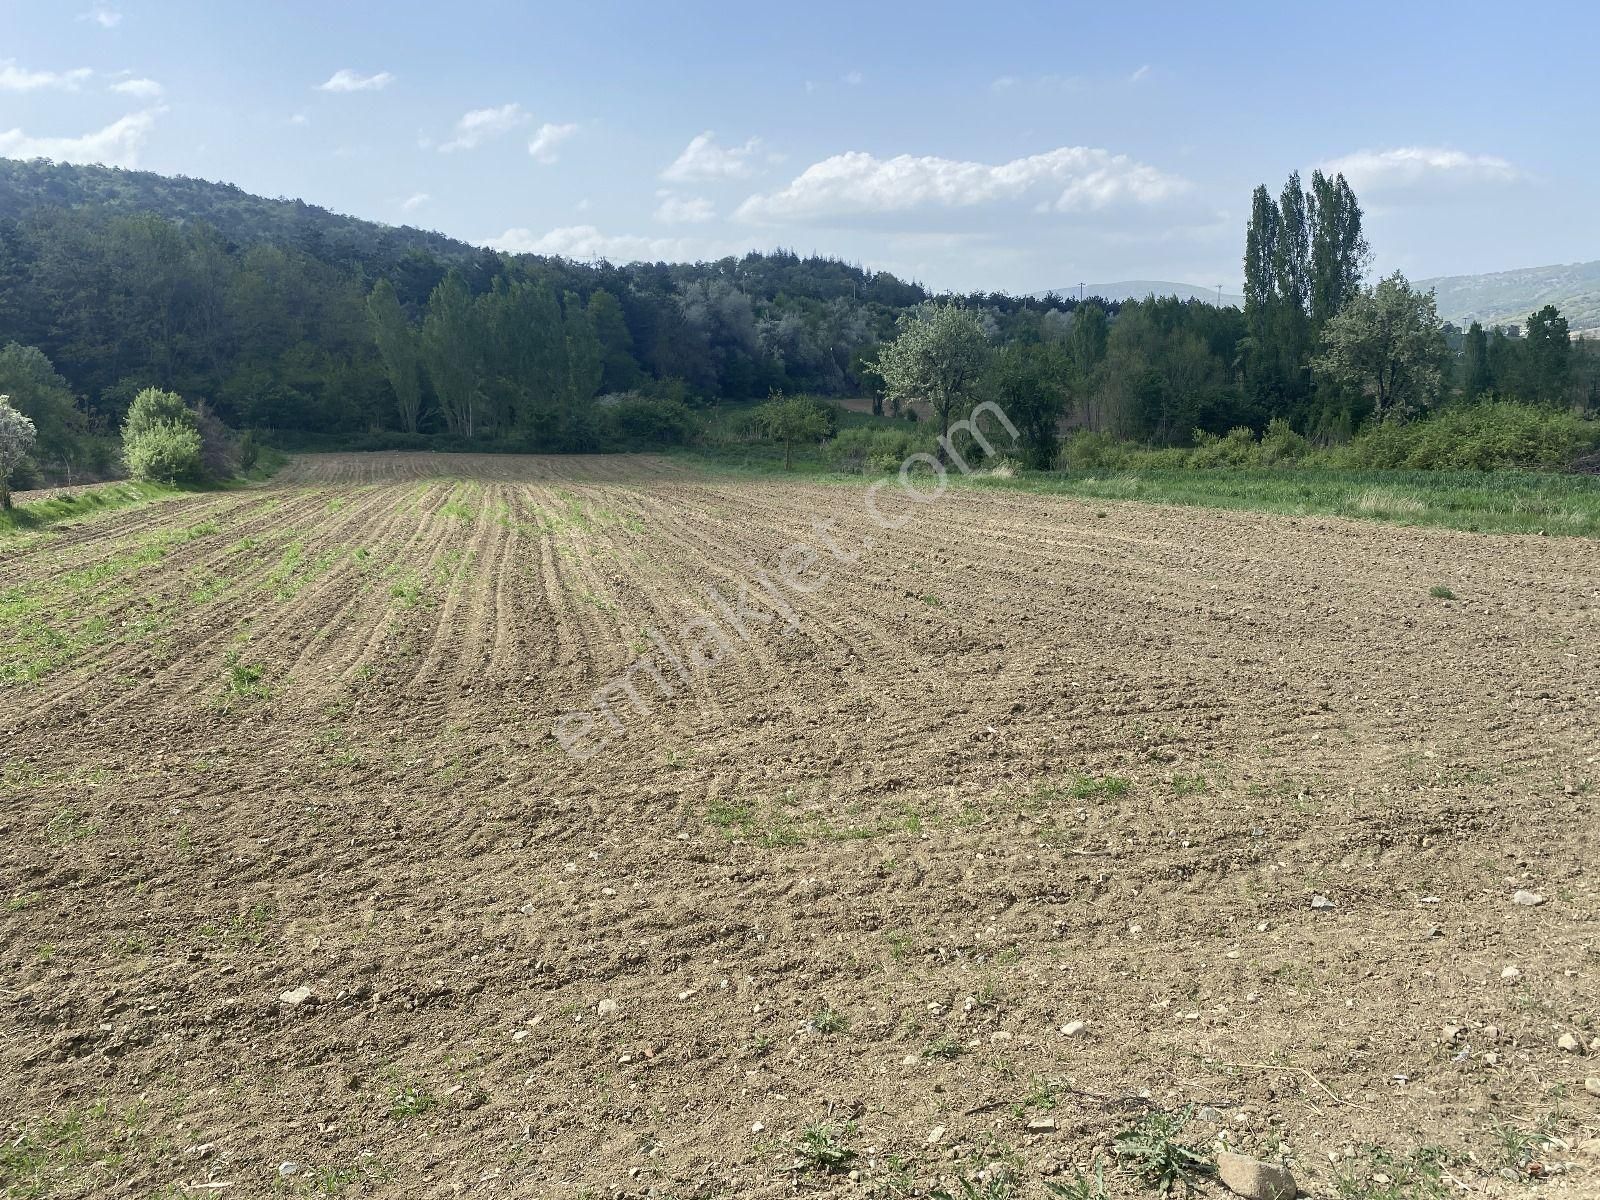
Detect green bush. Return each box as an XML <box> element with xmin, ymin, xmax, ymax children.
<box><xmin>124</xmin><ymin>420</ymin><xmax>203</xmax><ymax>483</ymax></box>
<box><xmin>604</xmin><ymin>394</ymin><xmax>702</xmax><ymax>446</ymax></box>
<box><xmin>1335</xmin><ymin>402</ymin><xmax>1600</xmax><ymax>471</ymax></box>
<box><xmin>826</xmin><ymin>424</ymin><xmax>934</xmax><ymax>473</ymax></box>
<box><xmin>124</xmin><ymin>387</ymin><xmax>196</xmax><ymax>440</ymax></box>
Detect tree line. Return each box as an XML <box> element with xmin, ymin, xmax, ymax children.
<box><xmin>1</xmin><ymin>158</ymin><xmax>1596</xmax><ymax>491</ymax></box>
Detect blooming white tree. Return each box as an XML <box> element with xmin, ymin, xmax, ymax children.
<box><xmin>871</xmin><ymin>302</ymin><xmax>991</xmax><ymax>445</ymax></box>
<box><xmin>0</xmin><ymin>394</ymin><xmax>39</xmax><ymax>511</ymax></box>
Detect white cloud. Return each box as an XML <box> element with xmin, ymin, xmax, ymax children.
<box><xmin>78</xmin><ymin>7</ymin><xmax>121</xmax><ymax>28</ymax></box>
<box><xmin>1318</xmin><ymin>146</ymin><xmax>1521</xmax><ymax>190</ymax></box>
<box><xmin>0</xmin><ymin>109</ymin><xmax>158</xmax><ymax>167</ymax></box>
<box><xmin>315</xmin><ymin>69</ymin><xmax>394</xmax><ymax>93</ymax></box>
<box><xmin>401</xmin><ymin>192</ymin><xmax>430</xmax><ymax>214</ymax></box>
<box><xmin>662</xmin><ymin>131</ymin><xmax>763</xmax><ymax>182</ymax></box>
<box><xmin>654</xmin><ymin>192</ymin><xmax>715</xmax><ymax>223</ymax></box>
<box><xmin>528</xmin><ymin>122</ymin><xmax>578</xmax><ymax>163</ymax></box>
<box><xmin>736</xmin><ymin>146</ymin><xmax>1191</xmax><ymax>224</ymax></box>
<box><xmin>842</xmin><ymin>70</ymin><xmax>864</xmax><ymax>86</ymax></box>
<box><xmin>439</xmin><ymin>103</ymin><xmax>528</xmax><ymax>152</ymax></box>
<box><xmin>0</xmin><ymin>61</ymin><xmax>94</xmax><ymax>92</ymax></box>
<box><xmin>486</xmin><ymin>224</ymin><xmax>719</xmax><ymax>263</ymax></box>
<box><xmin>111</xmin><ymin>77</ymin><xmax>163</xmax><ymax>99</ymax></box>
<box><xmin>1129</xmin><ymin>64</ymin><xmax>1151</xmax><ymax>83</ymax></box>
<box><xmin>290</xmin><ymin>111</ymin><xmax>309</xmax><ymax>126</ymax></box>
<box><xmin>990</xmin><ymin>73</ymin><xmax>1087</xmax><ymax>95</ymax></box>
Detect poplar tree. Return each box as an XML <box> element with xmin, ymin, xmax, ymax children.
<box><xmin>366</xmin><ymin>280</ymin><xmax>424</xmax><ymax>433</ymax></box>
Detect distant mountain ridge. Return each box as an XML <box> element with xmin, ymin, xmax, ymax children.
<box><xmin>1036</xmin><ymin>280</ymin><xmax>1243</xmax><ymax>308</ymax></box>
<box><xmin>1417</xmin><ymin>260</ymin><xmax>1600</xmax><ymax>335</ymax></box>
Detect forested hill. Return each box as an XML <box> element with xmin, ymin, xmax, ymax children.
<box><xmin>0</xmin><ymin>159</ymin><xmax>478</xmax><ymax>268</ymax></box>
<box><xmin>3</xmin><ymin>157</ymin><xmax>1052</xmax><ymax>449</ymax></box>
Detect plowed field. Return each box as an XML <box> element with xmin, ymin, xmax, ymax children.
<box><xmin>2</xmin><ymin>453</ymin><xmax>1597</xmax><ymax>1198</ymax></box>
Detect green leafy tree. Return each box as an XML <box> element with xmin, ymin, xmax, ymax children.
<box><xmin>0</xmin><ymin>343</ymin><xmax>86</xmax><ymax>470</ymax></box>
<box><xmin>420</xmin><ymin>272</ymin><xmax>483</xmax><ymax>438</ymax></box>
<box><xmin>1524</xmin><ymin>305</ymin><xmax>1571</xmax><ymax>404</ymax></box>
<box><xmin>0</xmin><ymin>395</ymin><xmax>38</xmax><ymax>510</ymax></box>
<box><xmin>122</xmin><ymin>386</ymin><xmax>204</xmax><ymax>482</ymax></box>
<box><xmin>871</xmin><ymin>303</ymin><xmax>991</xmax><ymax>449</ymax></box>
<box><xmin>124</xmin><ymin>386</ymin><xmax>197</xmax><ymax>439</ymax></box>
<box><xmin>1308</xmin><ymin>170</ymin><xmax>1368</xmax><ymax>328</ymax></box>
<box><xmin>756</xmin><ymin>392</ymin><xmax>830</xmax><ymax>469</ymax></box>
<box><xmin>1462</xmin><ymin>321</ymin><xmax>1492</xmax><ymax>398</ymax></box>
<box><xmin>367</xmin><ymin>280</ymin><xmax>424</xmax><ymax>433</ymax></box>
<box><xmin>586</xmin><ymin>289</ymin><xmax>643</xmax><ymax>393</ymax></box>
<box><xmin>1067</xmin><ymin>301</ymin><xmax>1109</xmax><ymax>377</ymax></box>
<box><xmin>1313</xmin><ymin>272</ymin><xmax>1447</xmax><ymax>421</ymax></box>
<box><xmin>124</xmin><ymin>420</ymin><xmax>203</xmax><ymax>483</ymax></box>
<box><xmin>982</xmin><ymin>343</ymin><xmax>1071</xmax><ymax>469</ymax></box>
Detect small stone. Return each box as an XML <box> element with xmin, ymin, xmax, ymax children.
<box><xmin>751</xmin><ymin>1121</ymin><xmax>764</xmax><ymax>1134</ymax></box>
<box><xmin>1310</xmin><ymin>894</ymin><xmax>1335</xmax><ymax>910</ymax></box>
<box><xmin>901</xmin><ymin>1055</ymin><xmax>919</xmax><ymax>1066</ymax></box>
<box><xmin>1060</xmin><ymin>1020</ymin><xmax>1086</xmax><ymax>1038</ymax></box>
<box><xmin>1512</xmin><ymin>890</ymin><xmax>1546</xmax><ymax>907</ymax></box>
<box><xmin>278</xmin><ymin>1163</ymin><xmax>299</xmax><ymax>1178</ymax></box>
<box><xmin>1557</xmin><ymin>1032</ymin><xmax>1582</xmax><ymax>1053</ymax></box>
<box><xmin>278</xmin><ymin>985</ymin><xmax>314</xmax><ymax>1007</ymax></box>
<box><xmin>511</xmin><ymin>1030</ymin><xmax>529</xmax><ymax>1042</ymax></box>
<box><xmin>1483</xmin><ymin>1024</ymin><xmax>1501</xmax><ymax>1042</ymax></box>
<box><xmin>1584</xmin><ymin>1077</ymin><xmax>1600</xmax><ymax>1097</ymax></box>
<box><xmin>1216</xmin><ymin>1150</ymin><xmax>1298</xmax><ymax>1200</ymax></box>
<box><xmin>1590</xmin><ymin>1036</ymin><xmax>1600</xmax><ymax>1053</ymax></box>
<box><xmin>926</xmin><ymin>1125</ymin><xmax>946</xmax><ymax>1145</ymax></box>
<box><xmin>596</xmin><ymin>998</ymin><xmax>619</xmax><ymax>1017</ymax></box>
<box><xmin>1026</xmin><ymin>1115</ymin><xmax>1057</xmax><ymax>1132</ymax></box>
<box><xmin>1501</xmin><ymin>966</ymin><xmax>1521</xmax><ymax>981</ymax></box>
<box><xmin>1483</xmin><ymin>1052</ymin><xmax>1499</xmax><ymax>1066</ymax></box>
<box><xmin>1439</xmin><ymin>1024</ymin><xmax>1463</xmax><ymax>1043</ymax></box>
<box><xmin>1197</xmin><ymin>1105</ymin><xmax>1224</xmax><ymax>1123</ymax></box>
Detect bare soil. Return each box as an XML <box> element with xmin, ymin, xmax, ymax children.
<box><xmin>1</xmin><ymin>452</ymin><xmax>1597</xmax><ymax>1199</ymax></box>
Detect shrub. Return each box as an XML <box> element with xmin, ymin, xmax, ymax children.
<box><xmin>826</xmin><ymin>425</ymin><xmax>933</xmax><ymax>473</ymax></box>
<box><xmin>124</xmin><ymin>420</ymin><xmax>203</xmax><ymax>483</ymax></box>
<box><xmin>1335</xmin><ymin>402</ymin><xmax>1600</xmax><ymax>471</ymax></box>
<box><xmin>124</xmin><ymin>387</ymin><xmax>196</xmax><ymax>441</ymax></box>
<box><xmin>603</xmin><ymin>393</ymin><xmax>702</xmax><ymax>446</ymax></box>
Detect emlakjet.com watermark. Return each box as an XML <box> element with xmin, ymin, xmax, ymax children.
<box><xmin>552</xmin><ymin>402</ymin><xmax>1019</xmax><ymax>761</ymax></box>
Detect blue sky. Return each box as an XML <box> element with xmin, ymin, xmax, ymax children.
<box><xmin>2</xmin><ymin>0</ymin><xmax>1595</xmax><ymax>293</ymax></box>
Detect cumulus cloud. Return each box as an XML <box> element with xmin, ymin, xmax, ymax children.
<box><xmin>316</xmin><ymin>69</ymin><xmax>394</xmax><ymax>93</ymax></box>
<box><xmin>78</xmin><ymin>7</ymin><xmax>121</xmax><ymax>28</ymax></box>
<box><xmin>529</xmin><ymin>122</ymin><xmax>578</xmax><ymax>163</ymax></box>
<box><xmin>0</xmin><ymin>61</ymin><xmax>94</xmax><ymax>92</ymax></box>
<box><xmin>485</xmin><ymin>224</ymin><xmax>722</xmax><ymax>264</ymax></box>
<box><xmin>1318</xmin><ymin>146</ymin><xmax>1521</xmax><ymax>190</ymax></box>
<box><xmin>662</xmin><ymin>131</ymin><xmax>763</xmax><ymax>182</ymax></box>
<box><xmin>0</xmin><ymin>109</ymin><xmax>158</xmax><ymax>166</ymax></box>
<box><xmin>111</xmin><ymin>77</ymin><xmax>163</xmax><ymax>99</ymax></box>
<box><xmin>735</xmin><ymin>146</ymin><xmax>1191</xmax><ymax>224</ymax></box>
<box><xmin>401</xmin><ymin>192</ymin><xmax>430</xmax><ymax>214</ymax></box>
<box><xmin>439</xmin><ymin>103</ymin><xmax>528</xmax><ymax>152</ymax></box>
<box><xmin>654</xmin><ymin>193</ymin><xmax>715</xmax><ymax>223</ymax></box>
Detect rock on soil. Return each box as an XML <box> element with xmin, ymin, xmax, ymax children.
<box><xmin>1512</xmin><ymin>889</ymin><xmax>1546</xmax><ymax>906</ymax></box>
<box><xmin>1216</xmin><ymin>1150</ymin><xmax>1298</xmax><ymax>1200</ymax></box>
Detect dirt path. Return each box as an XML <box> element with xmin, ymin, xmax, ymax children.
<box><xmin>1</xmin><ymin>453</ymin><xmax>1596</xmax><ymax>1198</ymax></box>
